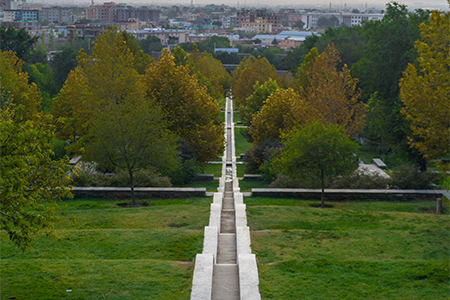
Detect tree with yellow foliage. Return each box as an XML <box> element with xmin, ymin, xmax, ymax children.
<box><xmin>232</xmin><ymin>56</ymin><xmax>278</xmax><ymax>108</ymax></box>
<box><xmin>400</xmin><ymin>10</ymin><xmax>450</xmax><ymax>164</ymax></box>
<box><xmin>143</xmin><ymin>49</ymin><xmax>224</xmax><ymax>164</ymax></box>
<box><xmin>298</xmin><ymin>44</ymin><xmax>367</xmax><ymax>138</ymax></box>
<box><xmin>0</xmin><ymin>51</ymin><xmax>41</xmax><ymax>120</ymax></box>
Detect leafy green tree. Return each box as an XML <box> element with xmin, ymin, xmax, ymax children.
<box><xmin>27</xmin><ymin>63</ymin><xmax>59</xmax><ymax>112</ymax></box>
<box><xmin>284</xmin><ymin>34</ymin><xmax>320</xmax><ymax>73</ymax></box>
<box><xmin>317</xmin><ymin>16</ymin><xmax>340</xmax><ymax>28</ymax></box>
<box><xmin>352</xmin><ymin>3</ymin><xmax>430</xmax><ymax>165</ymax></box>
<box><xmin>400</xmin><ymin>10</ymin><xmax>450</xmax><ymax>166</ymax></box>
<box><xmin>272</xmin><ymin>122</ymin><xmax>359</xmax><ymax>207</ymax></box>
<box><xmin>139</xmin><ymin>35</ymin><xmax>163</xmax><ymax>54</ymax></box>
<box><xmin>52</xmin><ymin>27</ymin><xmax>145</xmax><ymax>149</ymax></box>
<box><xmin>0</xmin><ymin>102</ymin><xmax>73</xmax><ymax>250</ymax></box>
<box><xmin>84</xmin><ymin>98</ymin><xmax>178</xmax><ymax>205</ymax></box>
<box><xmin>49</xmin><ymin>45</ymin><xmax>78</xmax><ymax>90</ymax></box>
<box><xmin>0</xmin><ymin>25</ymin><xmax>39</xmax><ymax>61</ymax></box>
<box><xmin>239</xmin><ymin>78</ymin><xmax>279</xmax><ymax>126</ymax></box>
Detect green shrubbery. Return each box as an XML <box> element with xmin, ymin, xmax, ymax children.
<box><xmin>73</xmin><ymin>169</ymin><xmax>172</xmax><ymax>187</ymax></box>
<box><xmin>269</xmin><ymin>165</ymin><xmax>441</xmax><ymax>190</ymax></box>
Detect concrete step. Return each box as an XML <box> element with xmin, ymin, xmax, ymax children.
<box><xmin>212</xmin><ymin>264</ymin><xmax>240</xmax><ymax>300</ymax></box>
<box><xmin>220</xmin><ymin>210</ymin><xmax>236</xmax><ymax>233</ymax></box>
<box><xmin>217</xmin><ymin>233</ymin><xmax>237</xmax><ymax>264</ymax></box>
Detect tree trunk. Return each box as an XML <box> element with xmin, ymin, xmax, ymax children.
<box><xmin>129</xmin><ymin>169</ymin><xmax>136</xmax><ymax>206</ymax></box>
<box><xmin>321</xmin><ymin>169</ymin><xmax>325</xmax><ymax>208</ymax></box>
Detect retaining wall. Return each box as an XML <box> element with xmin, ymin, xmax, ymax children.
<box><xmin>251</xmin><ymin>188</ymin><xmax>447</xmax><ymax>201</ymax></box>
<box><xmin>72</xmin><ymin>187</ymin><xmax>206</xmax><ymax>199</ymax></box>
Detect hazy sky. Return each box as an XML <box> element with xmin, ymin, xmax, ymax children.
<box><xmin>44</xmin><ymin>0</ymin><xmax>448</xmax><ymax>11</ymax></box>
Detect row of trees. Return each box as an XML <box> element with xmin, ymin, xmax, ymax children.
<box><xmin>1</xmin><ymin>27</ymin><xmax>232</xmax><ymax>249</ymax></box>
<box><xmin>231</xmin><ymin>7</ymin><xmax>448</xmax><ymax>203</ymax></box>
<box><xmin>284</xmin><ymin>3</ymin><xmax>449</xmax><ymax>170</ymax></box>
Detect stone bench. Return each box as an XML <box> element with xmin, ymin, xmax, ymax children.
<box><xmin>373</xmin><ymin>158</ymin><xmax>387</xmax><ymax>169</ymax></box>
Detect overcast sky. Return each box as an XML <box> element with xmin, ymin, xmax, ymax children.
<box><xmin>45</xmin><ymin>0</ymin><xmax>448</xmax><ymax>11</ymax></box>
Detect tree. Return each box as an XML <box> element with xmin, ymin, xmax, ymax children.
<box><xmin>49</xmin><ymin>45</ymin><xmax>78</xmax><ymax>90</ymax></box>
<box><xmin>139</xmin><ymin>35</ymin><xmax>163</xmax><ymax>54</ymax></box>
<box><xmin>250</xmin><ymin>88</ymin><xmax>302</xmax><ymax>145</ymax></box>
<box><xmin>239</xmin><ymin>78</ymin><xmax>279</xmax><ymax>126</ymax></box>
<box><xmin>317</xmin><ymin>16</ymin><xmax>340</xmax><ymax>28</ymax></box>
<box><xmin>233</xmin><ymin>56</ymin><xmax>278</xmax><ymax>108</ymax></box>
<box><xmin>298</xmin><ymin>45</ymin><xmax>367</xmax><ymax>138</ymax></box>
<box><xmin>84</xmin><ymin>97</ymin><xmax>178</xmax><ymax>205</ymax></box>
<box><xmin>400</xmin><ymin>10</ymin><xmax>450</xmax><ymax>165</ymax></box>
<box><xmin>351</xmin><ymin>3</ymin><xmax>430</xmax><ymax>164</ymax></box>
<box><xmin>0</xmin><ymin>25</ymin><xmax>39</xmax><ymax>61</ymax></box>
<box><xmin>0</xmin><ymin>51</ymin><xmax>41</xmax><ymax>120</ymax></box>
<box><xmin>0</xmin><ymin>102</ymin><xmax>72</xmax><ymax>250</ymax></box>
<box><xmin>272</xmin><ymin>122</ymin><xmax>359</xmax><ymax>208</ymax></box>
<box><xmin>143</xmin><ymin>49</ymin><xmax>224</xmax><ymax>164</ymax></box>
<box><xmin>293</xmin><ymin>20</ymin><xmax>305</xmax><ymax>30</ymax></box>
<box><xmin>52</xmin><ymin>27</ymin><xmax>144</xmax><ymax>148</ymax></box>
<box><xmin>190</xmin><ymin>45</ymin><xmax>232</xmax><ymax>99</ymax></box>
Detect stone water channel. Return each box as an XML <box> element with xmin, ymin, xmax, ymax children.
<box><xmin>190</xmin><ymin>98</ymin><xmax>261</xmax><ymax>300</ymax></box>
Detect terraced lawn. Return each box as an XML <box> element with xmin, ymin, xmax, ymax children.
<box><xmin>1</xmin><ymin>198</ymin><xmax>211</xmax><ymax>300</ymax></box>
<box><xmin>246</xmin><ymin>198</ymin><xmax>450</xmax><ymax>299</ymax></box>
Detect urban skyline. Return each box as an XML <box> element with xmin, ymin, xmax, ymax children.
<box><xmin>39</xmin><ymin>0</ymin><xmax>448</xmax><ymax>11</ymax></box>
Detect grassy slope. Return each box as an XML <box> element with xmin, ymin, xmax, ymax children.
<box><xmin>246</xmin><ymin>198</ymin><xmax>450</xmax><ymax>299</ymax></box>
<box><xmin>1</xmin><ymin>198</ymin><xmax>211</xmax><ymax>300</ymax></box>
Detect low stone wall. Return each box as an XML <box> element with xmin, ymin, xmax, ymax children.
<box><xmin>72</xmin><ymin>187</ymin><xmax>206</xmax><ymax>199</ymax></box>
<box><xmin>251</xmin><ymin>188</ymin><xmax>446</xmax><ymax>201</ymax></box>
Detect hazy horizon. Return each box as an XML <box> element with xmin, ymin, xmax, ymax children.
<box><xmin>39</xmin><ymin>0</ymin><xmax>449</xmax><ymax>11</ymax></box>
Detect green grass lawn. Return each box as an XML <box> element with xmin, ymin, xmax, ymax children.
<box><xmin>233</xmin><ymin>111</ymin><xmax>241</xmax><ymax>123</ymax></box>
<box><xmin>239</xmin><ymin>179</ymin><xmax>270</xmax><ymax>191</ymax></box>
<box><xmin>185</xmin><ymin>180</ymin><xmax>219</xmax><ymax>192</ymax></box>
<box><xmin>235</xmin><ymin>130</ymin><xmax>252</xmax><ymax>157</ymax></box>
<box><xmin>1</xmin><ymin>198</ymin><xmax>212</xmax><ymax>299</ymax></box>
<box><xmin>246</xmin><ymin>197</ymin><xmax>450</xmax><ymax>299</ymax></box>
<box><xmin>202</xmin><ymin>163</ymin><xmax>223</xmax><ymax>177</ymax></box>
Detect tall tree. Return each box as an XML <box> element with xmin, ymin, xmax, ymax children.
<box><xmin>0</xmin><ymin>25</ymin><xmax>39</xmax><ymax>61</ymax></box>
<box><xmin>233</xmin><ymin>56</ymin><xmax>278</xmax><ymax>108</ymax></box>
<box><xmin>352</xmin><ymin>3</ymin><xmax>430</xmax><ymax>162</ymax></box>
<box><xmin>0</xmin><ymin>51</ymin><xmax>41</xmax><ymax>120</ymax></box>
<box><xmin>272</xmin><ymin>122</ymin><xmax>359</xmax><ymax>208</ymax></box>
<box><xmin>1</xmin><ymin>100</ymin><xmax>72</xmax><ymax>250</ymax></box>
<box><xmin>84</xmin><ymin>97</ymin><xmax>178</xmax><ymax>205</ymax></box>
<box><xmin>239</xmin><ymin>78</ymin><xmax>279</xmax><ymax>126</ymax></box>
<box><xmin>49</xmin><ymin>45</ymin><xmax>78</xmax><ymax>90</ymax></box>
<box><xmin>143</xmin><ymin>49</ymin><xmax>224</xmax><ymax>164</ymax></box>
<box><xmin>298</xmin><ymin>45</ymin><xmax>367</xmax><ymax>138</ymax></box>
<box><xmin>400</xmin><ymin>10</ymin><xmax>450</xmax><ymax>165</ymax></box>
<box><xmin>52</xmin><ymin>27</ymin><xmax>142</xmax><ymax>148</ymax></box>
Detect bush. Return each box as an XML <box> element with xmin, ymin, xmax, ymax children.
<box><xmin>72</xmin><ymin>169</ymin><xmax>172</xmax><ymax>187</ymax></box>
<box><xmin>269</xmin><ymin>174</ymin><xmax>322</xmax><ymax>189</ymax></box>
<box><xmin>169</xmin><ymin>159</ymin><xmax>199</xmax><ymax>186</ymax></box>
<box><xmin>332</xmin><ymin>168</ymin><xmax>392</xmax><ymax>189</ymax></box>
<box><xmin>390</xmin><ymin>165</ymin><xmax>440</xmax><ymax>189</ymax></box>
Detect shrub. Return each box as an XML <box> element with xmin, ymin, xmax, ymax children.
<box><xmin>390</xmin><ymin>165</ymin><xmax>440</xmax><ymax>189</ymax></box>
<box><xmin>332</xmin><ymin>168</ymin><xmax>392</xmax><ymax>189</ymax></box>
<box><xmin>169</xmin><ymin>159</ymin><xmax>199</xmax><ymax>186</ymax></box>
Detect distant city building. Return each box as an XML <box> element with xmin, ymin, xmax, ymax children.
<box><xmin>126</xmin><ymin>28</ymin><xmax>187</xmax><ymax>46</ymax></box>
<box><xmin>252</xmin><ymin>31</ymin><xmax>320</xmax><ymax>49</ymax></box>
<box><xmin>85</xmin><ymin>2</ymin><xmax>160</xmax><ymax>25</ymax></box>
<box><xmin>40</xmin><ymin>7</ymin><xmax>73</xmax><ymax>24</ymax></box>
<box><xmin>305</xmin><ymin>12</ymin><xmax>383</xmax><ymax>29</ymax></box>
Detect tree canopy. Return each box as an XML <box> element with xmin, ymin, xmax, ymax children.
<box><xmin>400</xmin><ymin>10</ymin><xmax>450</xmax><ymax>165</ymax></box>
<box><xmin>272</xmin><ymin>122</ymin><xmax>359</xmax><ymax>207</ymax></box>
